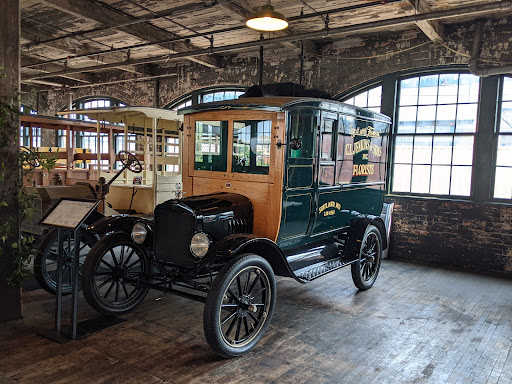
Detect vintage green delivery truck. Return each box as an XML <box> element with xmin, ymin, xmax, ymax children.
<box><xmin>81</xmin><ymin>95</ymin><xmax>391</xmax><ymax>358</ymax></box>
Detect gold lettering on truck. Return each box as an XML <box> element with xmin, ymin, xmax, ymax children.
<box><xmin>345</xmin><ymin>140</ymin><xmax>382</xmax><ymax>157</ymax></box>
<box><xmin>318</xmin><ymin>201</ymin><xmax>342</xmax><ymax>217</ymax></box>
<box><xmin>352</xmin><ymin>164</ymin><xmax>375</xmax><ymax>176</ymax></box>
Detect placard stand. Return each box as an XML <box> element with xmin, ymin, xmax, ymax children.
<box><xmin>38</xmin><ymin>198</ymin><xmax>123</xmax><ymax>342</ymax></box>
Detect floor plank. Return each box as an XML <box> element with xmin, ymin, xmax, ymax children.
<box><xmin>1</xmin><ymin>260</ymin><xmax>512</xmax><ymax>384</ymax></box>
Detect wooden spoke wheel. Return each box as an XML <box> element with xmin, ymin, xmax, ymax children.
<box><xmin>204</xmin><ymin>253</ymin><xmax>276</xmax><ymax>358</ymax></box>
<box><xmin>34</xmin><ymin>229</ymin><xmax>96</xmax><ymax>295</ymax></box>
<box><xmin>82</xmin><ymin>233</ymin><xmax>149</xmax><ymax>314</ymax></box>
<box><xmin>351</xmin><ymin>225</ymin><xmax>382</xmax><ymax>291</ymax></box>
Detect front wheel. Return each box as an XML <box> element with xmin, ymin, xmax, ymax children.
<box><xmin>82</xmin><ymin>233</ymin><xmax>150</xmax><ymax>314</ymax></box>
<box><xmin>204</xmin><ymin>253</ymin><xmax>276</xmax><ymax>358</ymax></box>
<box><xmin>351</xmin><ymin>225</ymin><xmax>382</xmax><ymax>290</ymax></box>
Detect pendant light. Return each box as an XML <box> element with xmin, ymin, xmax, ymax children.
<box><xmin>246</xmin><ymin>1</ymin><xmax>288</xmax><ymax>32</ymax></box>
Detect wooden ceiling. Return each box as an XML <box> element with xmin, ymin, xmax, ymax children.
<box><xmin>20</xmin><ymin>0</ymin><xmax>510</xmax><ymax>90</ymax></box>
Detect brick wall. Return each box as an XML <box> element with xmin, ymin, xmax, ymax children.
<box><xmin>385</xmin><ymin>196</ymin><xmax>512</xmax><ymax>276</ymax></box>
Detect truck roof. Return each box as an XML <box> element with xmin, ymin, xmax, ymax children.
<box><xmin>178</xmin><ymin>96</ymin><xmax>391</xmax><ymax>123</ymax></box>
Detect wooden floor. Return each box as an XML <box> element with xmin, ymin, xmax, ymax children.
<box><xmin>1</xmin><ymin>260</ymin><xmax>512</xmax><ymax>384</ymax></box>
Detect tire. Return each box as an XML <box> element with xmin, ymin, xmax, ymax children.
<box><xmin>82</xmin><ymin>233</ymin><xmax>150</xmax><ymax>314</ymax></box>
<box><xmin>34</xmin><ymin>228</ymin><xmax>96</xmax><ymax>295</ymax></box>
<box><xmin>351</xmin><ymin>225</ymin><xmax>383</xmax><ymax>291</ymax></box>
<box><xmin>204</xmin><ymin>253</ymin><xmax>276</xmax><ymax>358</ymax></box>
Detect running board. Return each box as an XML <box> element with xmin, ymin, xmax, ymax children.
<box><xmin>293</xmin><ymin>257</ymin><xmax>356</xmax><ymax>282</ymax></box>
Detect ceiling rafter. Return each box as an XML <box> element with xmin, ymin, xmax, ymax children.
<box><xmin>21</xmin><ymin>23</ymin><xmax>146</xmax><ymax>77</ymax></box>
<box><xmin>24</xmin><ymin>0</ymin><xmax>512</xmax><ymax>82</ymax></box>
<box><xmin>21</xmin><ymin>55</ymin><xmax>95</xmax><ymax>84</ymax></box>
<box><xmin>405</xmin><ymin>0</ymin><xmax>444</xmax><ymax>42</ymax></box>
<box><xmin>38</xmin><ymin>0</ymin><xmax>221</xmax><ymax>68</ymax></box>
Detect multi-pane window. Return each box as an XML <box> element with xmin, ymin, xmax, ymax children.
<box><xmin>114</xmin><ymin>133</ymin><xmax>136</xmax><ymax>169</ymax></box>
<box><xmin>392</xmin><ymin>74</ymin><xmax>479</xmax><ymax>196</ymax></box>
<box><xmin>172</xmin><ymin>99</ymin><xmax>192</xmax><ymax>112</ymax></box>
<box><xmin>232</xmin><ymin>120</ymin><xmax>271</xmax><ymax>175</ymax></box>
<box><xmin>194</xmin><ymin>121</ymin><xmax>228</xmax><ymax>172</ymax></box>
<box><xmin>201</xmin><ymin>91</ymin><xmax>245</xmax><ymax>103</ymax></box>
<box><xmin>165</xmin><ymin>137</ymin><xmax>180</xmax><ymax>173</ymax></box>
<box><xmin>343</xmin><ymin>86</ymin><xmax>382</xmax><ymax>113</ymax></box>
<box><xmin>19</xmin><ymin>106</ymin><xmax>39</xmax><ymax>147</ymax></box>
<box><xmin>19</xmin><ymin>126</ymin><xmax>41</xmax><ymax>147</ymax></box>
<box><xmin>494</xmin><ymin>77</ymin><xmax>512</xmax><ymax>199</ymax></box>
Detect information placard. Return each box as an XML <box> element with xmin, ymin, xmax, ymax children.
<box><xmin>40</xmin><ymin>198</ymin><xmax>99</xmax><ymax>229</ymax></box>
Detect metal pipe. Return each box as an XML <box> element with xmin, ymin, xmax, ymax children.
<box><xmin>259</xmin><ymin>43</ymin><xmax>264</xmax><ymax>86</ymax></box>
<box><xmin>22</xmin><ymin>0</ymin><xmax>403</xmax><ymax>69</ymax></box>
<box><xmin>299</xmin><ymin>41</ymin><xmax>304</xmax><ymax>86</ymax></box>
<box><xmin>25</xmin><ymin>0</ymin><xmax>512</xmax><ymax>81</ymax></box>
<box><xmin>469</xmin><ymin>18</ymin><xmax>512</xmax><ymax>77</ymax></box>
<box><xmin>66</xmin><ymin>73</ymin><xmax>177</xmax><ymax>90</ymax></box>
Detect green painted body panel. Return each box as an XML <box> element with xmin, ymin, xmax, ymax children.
<box><xmin>276</xmin><ymin>102</ymin><xmax>390</xmax><ymax>250</ymax></box>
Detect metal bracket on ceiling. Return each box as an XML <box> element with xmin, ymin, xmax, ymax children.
<box><xmin>209</xmin><ymin>35</ymin><xmax>214</xmax><ymax>53</ymax></box>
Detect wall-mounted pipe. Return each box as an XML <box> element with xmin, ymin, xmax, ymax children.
<box><xmin>469</xmin><ymin>18</ymin><xmax>512</xmax><ymax>77</ymax></box>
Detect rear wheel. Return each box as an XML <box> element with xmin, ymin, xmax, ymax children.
<box><xmin>204</xmin><ymin>253</ymin><xmax>276</xmax><ymax>358</ymax></box>
<box><xmin>82</xmin><ymin>233</ymin><xmax>150</xmax><ymax>314</ymax></box>
<box><xmin>34</xmin><ymin>228</ymin><xmax>96</xmax><ymax>295</ymax></box>
<box><xmin>351</xmin><ymin>225</ymin><xmax>382</xmax><ymax>290</ymax></box>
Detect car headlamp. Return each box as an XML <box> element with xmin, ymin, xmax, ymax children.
<box><xmin>190</xmin><ymin>232</ymin><xmax>210</xmax><ymax>258</ymax></box>
<box><xmin>131</xmin><ymin>222</ymin><xmax>147</xmax><ymax>244</ymax></box>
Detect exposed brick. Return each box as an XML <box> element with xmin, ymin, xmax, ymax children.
<box><xmin>386</xmin><ymin>196</ymin><xmax>512</xmax><ymax>276</ymax></box>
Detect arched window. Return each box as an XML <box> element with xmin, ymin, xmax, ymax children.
<box><xmin>342</xmin><ymin>86</ymin><xmax>382</xmax><ymax>113</ymax></box>
<box><xmin>166</xmin><ymin>86</ymin><xmax>247</xmax><ymax>111</ymax></box>
<box><xmin>393</xmin><ymin>73</ymin><xmax>479</xmax><ymax>196</ymax></box>
<box><xmin>337</xmin><ymin>67</ymin><xmax>511</xmax><ymax>203</ymax></box>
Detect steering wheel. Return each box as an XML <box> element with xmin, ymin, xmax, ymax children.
<box><xmin>20</xmin><ymin>146</ymin><xmax>40</xmax><ymax>168</ymax></box>
<box><xmin>118</xmin><ymin>150</ymin><xmax>142</xmax><ymax>173</ymax></box>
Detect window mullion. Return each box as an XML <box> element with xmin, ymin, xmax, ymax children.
<box><xmin>472</xmin><ymin>76</ymin><xmax>499</xmax><ymax>202</ymax></box>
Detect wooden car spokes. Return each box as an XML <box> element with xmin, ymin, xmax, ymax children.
<box><xmin>118</xmin><ymin>150</ymin><xmax>142</xmax><ymax>173</ymax></box>
<box><xmin>351</xmin><ymin>225</ymin><xmax>383</xmax><ymax>291</ymax></box>
<box><xmin>204</xmin><ymin>254</ymin><xmax>276</xmax><ymax>358</ymax></box>
<box><xmin>82</xmin><ymin>234</ymin><xmax>149</xmax><ymax>314</ymax></box>
<box><xmin>360</xmin><ymin>231</ymin><xmax>380</xmax><ymax>283</ymax></box>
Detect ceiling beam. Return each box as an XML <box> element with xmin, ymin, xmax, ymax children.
<box><xmin>22</xmin><ymin>22</ymin><xmax>150</xmax><ymax>76</ymax></box>
<box><xmin>21</xmin><ymin>55</ymin><xmax>95</xmax><ymax>84</ymax></box>
<box><xmin>39</xmin><ymin>0</ymin><xmax>220</xmax><ymax>68</ymax></box>
<box><xmin>405</xmin><ymin>0</ymin><xmax>444</xmax><ymax>42</ymax></box>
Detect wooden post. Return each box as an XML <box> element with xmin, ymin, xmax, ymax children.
<box><xmin>0</xmin><ymin>0</ymin><xmax>22</xmax><ymax>321</ymax></box>
<box><xmin>153</xmin><ymin>118</ymin><xmax>158</xmax><ymax>211</ymax></box>
<box><xmin>66</xmin><ymin>125</ymin><xmax>73</xmax><ymax>181</ymax></box>
<box><xmin>108</xmin><ymin>128</ymin><xmax>115</xmax><ymax>172</ymax></box>
<box><xmin>96</xmin><ymin>119</ymin><xmax>101</xmax><ymax>180</ymax></box>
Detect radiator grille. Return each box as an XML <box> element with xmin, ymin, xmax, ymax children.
<box><xmin>154</xmin><ymin>204</ymin><xmax>196</xmax><ymax>268</ymax></box>
<box><xmin>227</xmin><ymin>218</ymin><xmax>251</xmax><ymax>235</ymax></box>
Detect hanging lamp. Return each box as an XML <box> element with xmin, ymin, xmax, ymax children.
<box><xmin>246</xmin><ymin>1</ymin><xmax>288</xmax><ymax>32</ymax></box>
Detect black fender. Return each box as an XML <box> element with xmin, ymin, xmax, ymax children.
<box><xmin>345</xmin><ymin>214</ymin><xmax>387</xmax><ymax>258</ymax></box>
<box><xmin>86</xmin><ymin>215</ymin><xmax>154</xmax><ymax>247</ymax></box>
<box><xmin>210</xmin><ymin>234</ymin><xmax>304</xmax><ymax>283</ymax></box>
